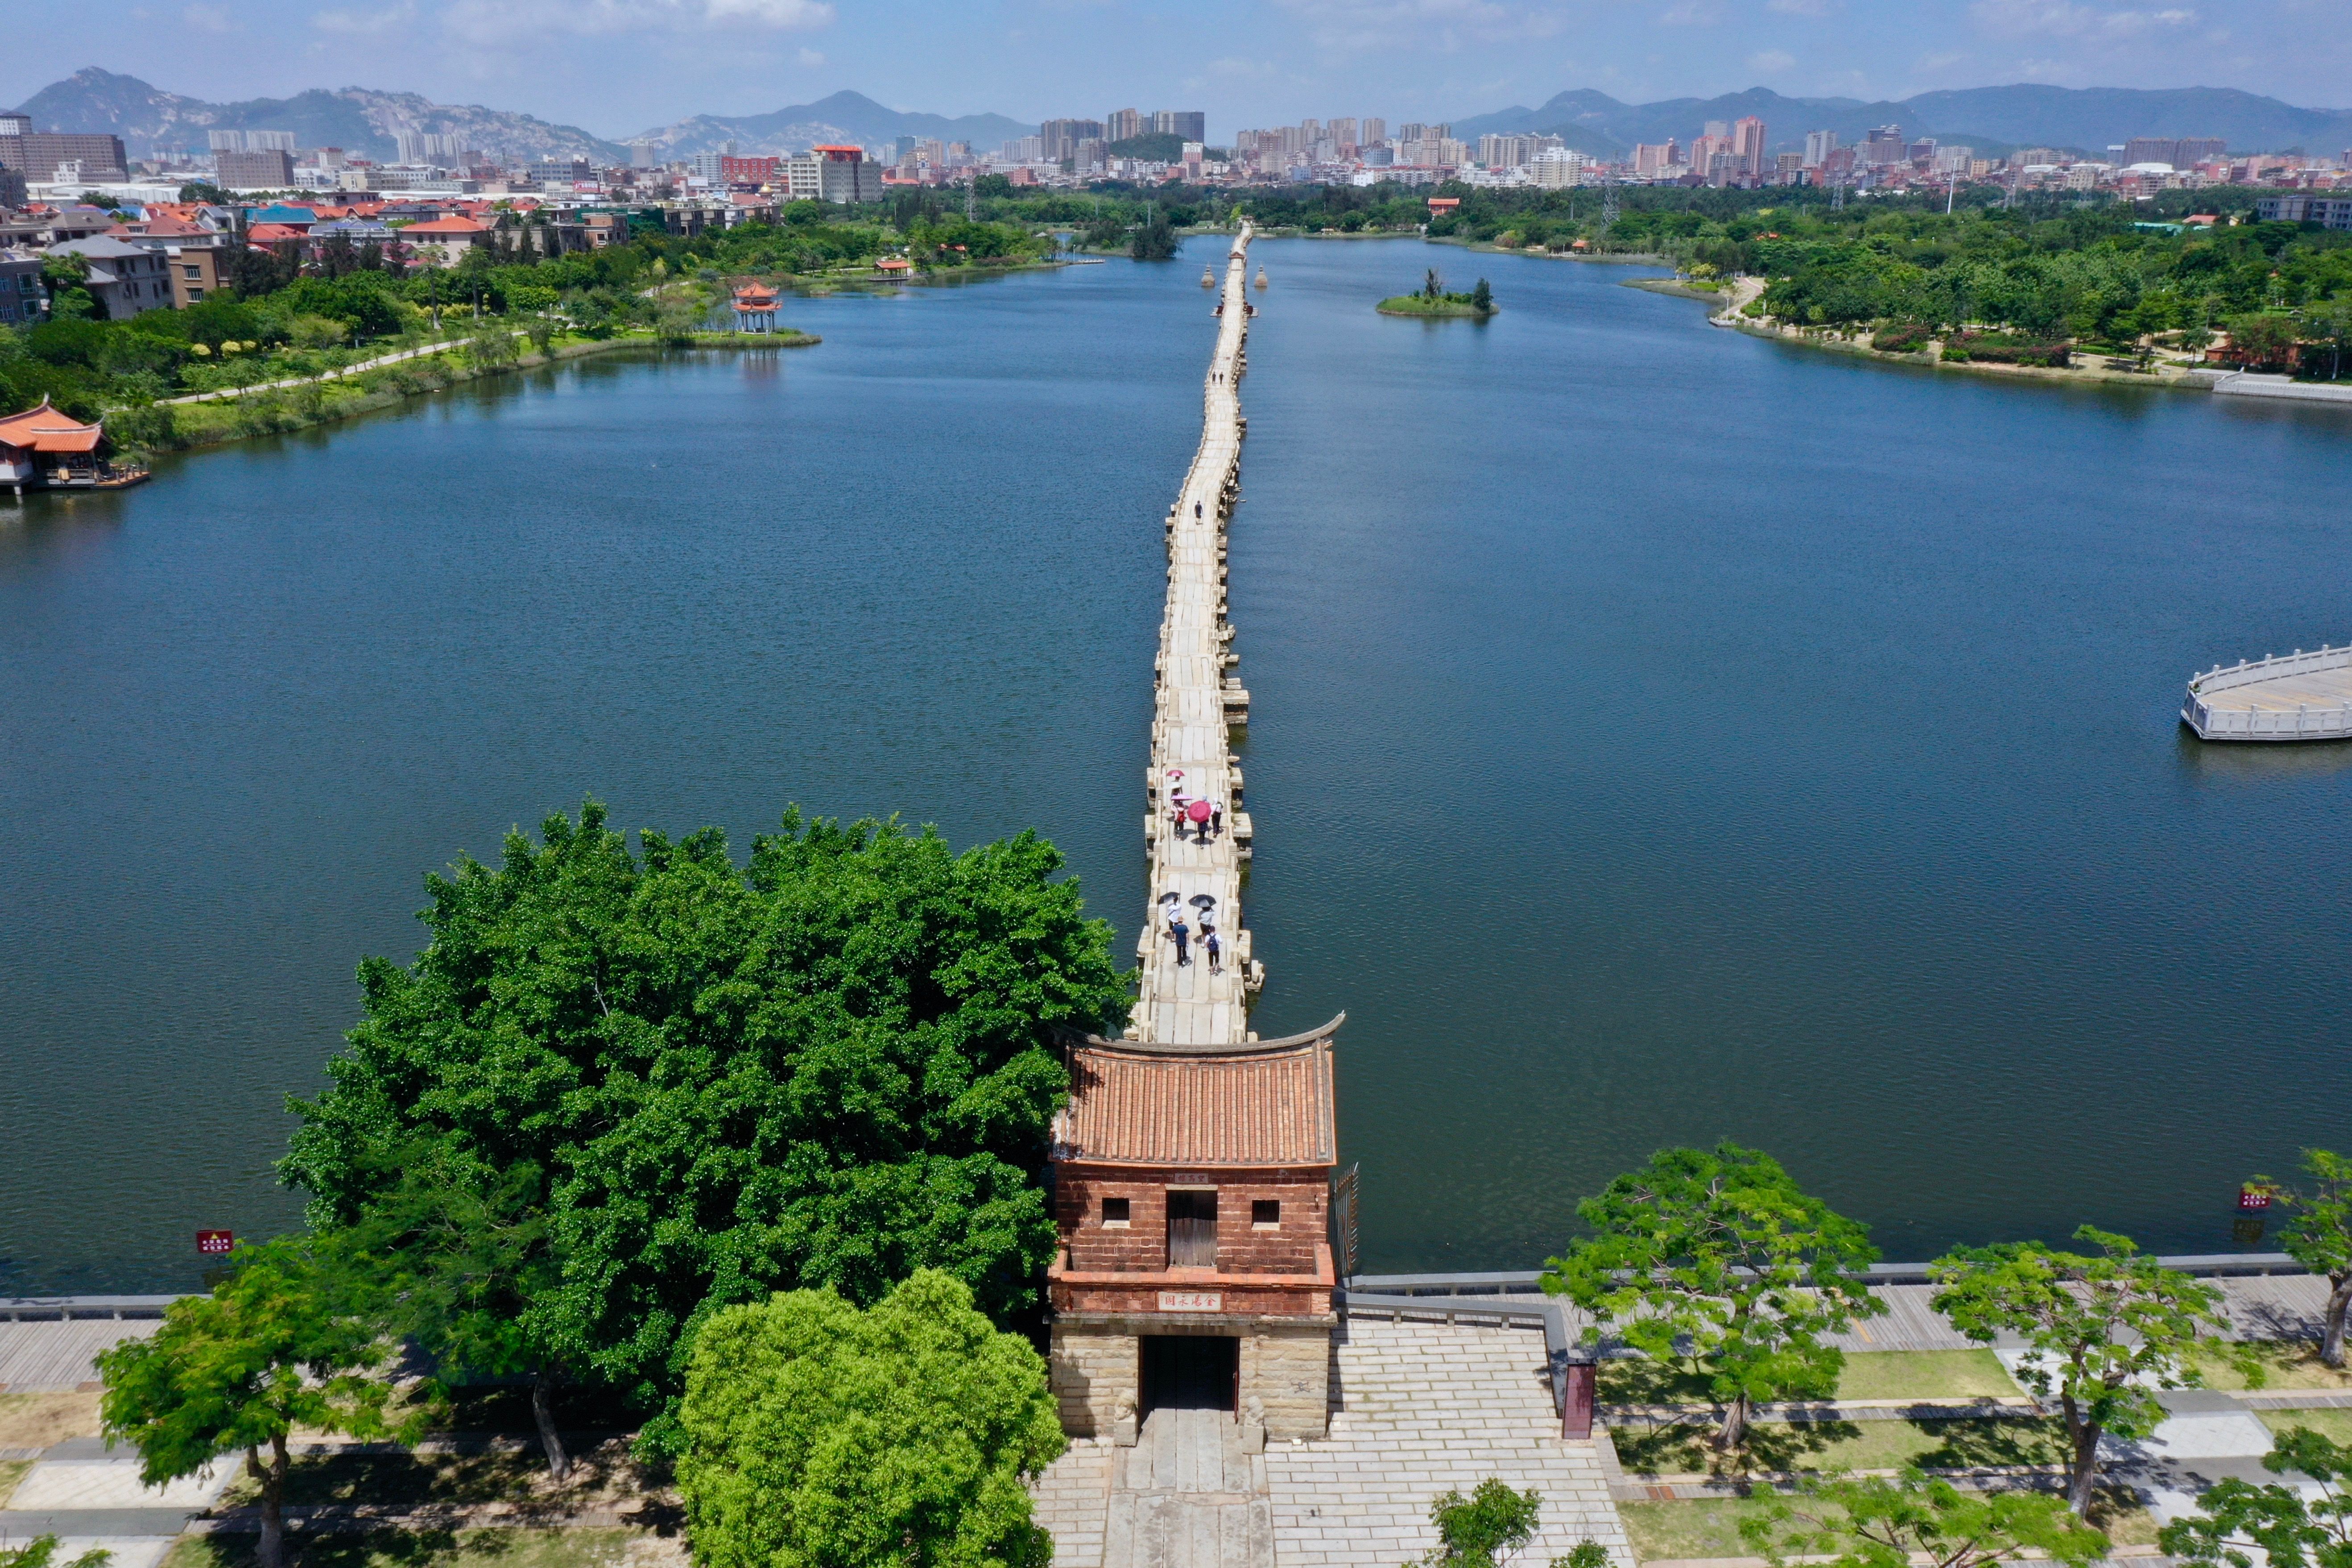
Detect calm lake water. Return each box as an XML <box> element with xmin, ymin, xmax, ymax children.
<box><xmin>5</xmin><ymin>237</ymin><xmax>2351</xmax><ymax>1294</ymax></box>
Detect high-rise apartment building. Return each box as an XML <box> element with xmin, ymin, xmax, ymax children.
<box><xmin>1633</xmin><ymin>141</ymin><xmax>1680</xmax><ymax>176</ymax></box>
<box><xmin>2122</xmin><ymin>135</ymin><xmax>2226</xmax><ymax>168</ymax></box>
<box><xmin>1802</xmin><ymin>129</ymin><xmax>1839</xmax><ymax>167</ymax></box>
<box><xmin>1106</xmin><ymin>108</ymin><xmax>1143</xmax><ymax>144</ymax></box>
<box><xmin>1361</xmin><ymin>118</ymin><xmax>1385</xmax><ymax>146</ymax></box>
<box><xmin>784</xmin><ymin>145</ymin><xmax>881</xmax><ymax>203</ymax></box>
<box><xmin>0</xmin><ymin>114</ymin><xmax>130</xmax><ymax>182</ymax></box>
<box><xmin>1150</xmin><ymin>110</ymin><xmax>1206</xmax><ymax>143</ymax></box>
<box><xmin>1039</xmin><ymin>118</ymin><xmax>1104</xmax><ymax>161</ymax></box>
<box><xmin>1330</xmin><ymin>118</ymin><xmax>1358</xmax><ymax>151</ymax></box>
<box><xmin>216</xmin><ymin>149</ymin><xmax>295</xmax><ymax>187</ymax></box>
<box><xmin>1396</xmin><ymin>123</ymin><xmax>1428</xmax><ymax>145</ymax></box>
<box><xmin>1731</xmin><ymin>116</ymin><xmax>1767</xmax><ymax>178</ymax></box>
<box><xmin>1703</xmin><ymin>120</ymin><xmax>1730</xmax><ymax>141</ymax></box>
<box><xmin>1860</xmin><ymin>125</ymin><xmax>1906</xmax><ymax>166</ymax></box>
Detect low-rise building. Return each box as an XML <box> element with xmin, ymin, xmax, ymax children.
<box><xmin>46</xmin><ymin>236</ymin><xmax>175</xmax><ymax>319</ymax></box>
<box><xmin>2257</xmin><ymin>195</ymin><xmax>2352</xmax><ymax>229</ymax></box>
<box><xmin>0</xmin><ymin>248</ymin><xmax>46</xmax><ymax>326</ymax></box>
<box><xmin>397</xmin><ymin>214</ymin><xmax>494</xmax><ymax>265</ymax></box>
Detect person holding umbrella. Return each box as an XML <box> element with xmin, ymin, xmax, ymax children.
<box><xmin>1186</xmin><ymin>797</ymin><xmax>1212</xmax><ymax>841</ymax></box>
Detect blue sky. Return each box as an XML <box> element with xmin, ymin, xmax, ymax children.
<box><xmin>9</xmin><ymin>0</ymin><xmax>2348</xmax><ymax>140</ymax></box>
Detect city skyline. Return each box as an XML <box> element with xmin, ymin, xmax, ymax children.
<box><xmin>7</xmin><ymin>0</ymin><xmax>2349</xmax><ymax>146</ymax></box>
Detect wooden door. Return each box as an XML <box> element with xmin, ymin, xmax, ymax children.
<box><xmin>1166</xmin><ymin>1190</ymin><xmax>1218</xmax><ymax>1268</ymax></box>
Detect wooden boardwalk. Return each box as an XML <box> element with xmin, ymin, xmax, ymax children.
<box><xmin>1130</xmin><ymin>224</ymin><xmax>1260</xmax><ymax>1048</ymax></box>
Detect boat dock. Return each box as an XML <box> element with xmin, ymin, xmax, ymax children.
<box><xmin>1129</xmin><ymin>223</ymin><xmax>1261</xmax><ymax>1047</ymax></box>
<box><xmin>2183</xmin><ymin>645</ymin><xmax>2352</xmax><ymax>740</ymax></box>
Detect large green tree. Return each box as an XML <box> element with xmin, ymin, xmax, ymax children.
<box><xmin>95</xmin><ymin>1238</ymin><xmax>405</xmax><ymax>1568</ymax></box>
<box><xmin>2160</xmin><ymin>1426</ymin><xmax>2352</xmax><ymax>1568</ymax></box>
<box><xmin>1930</xmin><ymin>1227</ymin><xmax>2234</xmax><ymax>1514</ymax></box>
<box><xmin>321</xmin><ymin>1137</ymin><xmax>573</xmax><ymax>1476</ymax></box>
<box><xmin>1740</xmin><ymin>1468</ymin><xmax>2111</xmax><ymax>1568</ymax></box>
<box><xmin>2253</xmin><ymin>1150</ymin><xmax>2352</xmax><ymax>1366</ymax></box>
<box><xmin>677</xmin><ymin>1269</ymin><xmax>1066</xmax><ymax>1568</ymax></box>
<box><xmin>1542</xmin><ymin>1144</ymin><xmax>1886</xmax><ymax>1451</ymax></box>
<box><xmin>282</xmin><ymin>802</ymin><xmax>1128</xmax><ymax>1448</ymax></box>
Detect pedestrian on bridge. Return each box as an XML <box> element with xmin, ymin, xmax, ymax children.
<box><xmin>1203</xmin><ymin>924</ymin><xmax>1222</xmax><ymax>973</ymax></box>
<box><xmin>1169</xmin><ymin>910</ymin><xmax>1191</xmax><ymax>966</ymax></box>
<box><xmin>1187</xmin><ymin>798</ymin><xmax>1212</xmax><ymax>840</ymax></box>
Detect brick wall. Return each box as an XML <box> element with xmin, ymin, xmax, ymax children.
<box><xmin>1057</xmin><ymin>1166</ymin><xmax>1328</xmax><ymax>1274</ymax></box>
<box><xmin>1048</xmin><ymin>1314</ymin><xmax>1334</xmax><ymax>1441</ymax></box>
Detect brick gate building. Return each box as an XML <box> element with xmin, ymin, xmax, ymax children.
<box><xmin>1046</xmin><ymin>1015</ymin><xmax>1343</xmax><ymax>1443</ymax></box>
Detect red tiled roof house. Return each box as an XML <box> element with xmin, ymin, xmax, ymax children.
<box><xmin>1046</xmin><ymin>1016</ymin><xmax>1343</xmax><ymax>1442</ymax></box>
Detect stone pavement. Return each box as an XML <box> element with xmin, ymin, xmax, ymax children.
<box><xmin>0</xmin><ymin>1435</ymin><xmax>233</xmax><ymax>1568</ymax></box>
<box><xmin>1034</xmin><ymin>1315</ymin><xmax>1631</xmax><ymax>1568</ymax></box>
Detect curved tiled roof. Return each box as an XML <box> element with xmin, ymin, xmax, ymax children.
<box><xmin>1054</xmin><ymin>1019</ymin><xmax>1339</xmax><ymax>1168</ymax></box>
<box><xmin>0</xmin><ymin>399</ymin><xmax>102</xmax><ymax>454</ymax></box>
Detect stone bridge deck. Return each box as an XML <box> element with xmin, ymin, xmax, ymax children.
<box><xmin>1132</xmin><ymin>223</ymin><xmax>1259</xmax><ymax>1047</ymax></box>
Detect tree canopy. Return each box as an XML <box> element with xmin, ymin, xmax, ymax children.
<box><xmin>676</xmin><ymin>1269</ymin><xmax>1065</xmax><ymax>1568</ymax></box>
<box><xmin>282</xmin><ymin>800</ymin><xmax>1129</xmax><ymax>1447</ymax></box>
<box><xmin>1542</xmin><ymin>1143</ymin><xmax>1885</xmax><ymax>1450</ymax></box>
<box><xmin>1740</xmin><ymin>1468</ymin><xmax>2112</xmax><ymax>1568</ymax></box>
<box><xmin>1930</xmin><ymin>1226</ymin><xmax>2235</xmax><ymax>1513</ymax></box>
<box><xmin>2258</xmin><ymin>1150</ymin><xmax>2352</xmax><ymax>1367</ymax></box>
<box><xmin>2160</xmin><ymin>1426</ymin><xmax>2352</xmax><ymax>1568</ymax></box>
<box><xmin>95</xmin><ymin>1238</ymin><xmax>405</xmax><ymax>1568</ymax></box>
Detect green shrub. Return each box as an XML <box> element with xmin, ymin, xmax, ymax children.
<box><xmin>678</xmin><ymin>1271</ymin><xmax>1064</xmax><ymax>1568</ymax></box>
<box><xmin>1872</xmin><ymin>323</ymin><xmax>1937</xmax><ymax>354</ymax></box>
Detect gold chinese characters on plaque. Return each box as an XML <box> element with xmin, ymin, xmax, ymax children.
<box><xmin>1157</xmin><ymin>1291</ymin><xmax>1223</xmax><ymax>1311</ymax></box>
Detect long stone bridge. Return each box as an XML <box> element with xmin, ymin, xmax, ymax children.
<box><xmin>1129</xmin><ymin>221</ymin><xmax>1261</xmax><ymax>1045</ymax></box>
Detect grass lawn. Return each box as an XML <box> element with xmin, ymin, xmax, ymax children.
<box><xmin>2262</xmin><ymin>1409</ymin><xmax>2352</xmax><ymax>1444</ymax></box>
<box><xmin>1827</xmin><ymin>1352</ymin><xmax>2021</xmax><ymax>1401</ymax></box>
<box><xmin>2192</xmin><ymin>1342</ymin><xmax>2352</xmax><ymax>1391</ymax></box>
<box><xmin>1599</xmin><ymin>1351</ymin><xmax>2020</xmax><ymax>1407</ymax></box>
<box><xmin>1608</xmin><ymin>1417</ymin><xmax>2070</xmax><ymax>1478</ymax></box>
<box><xmin>1617</xmin><ymin>1492</ymin><xmax>2154</xmax><ymax>1563</ymax></box>
<box><xmin>163</xmin><ymin>1527</ymin><xmax>665</xmax><ymax>1568</ymax></box>
<box><xmin>0</xmin><ymin>1391</ymin><xmax>102</xmax><ymax>1450</ymax></box>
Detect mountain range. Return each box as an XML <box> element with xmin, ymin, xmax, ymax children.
<box><xmin>13</xmin><ymin>69</ymin><xmax>2351</xmax><ymax>169</ymax></box>
<box><xmin>631</xmin><ymin>91</ymin><xmax>1034</xmax><ymax>159</ymax></box>
<box><xmin>8</xmin><ymin>70</ymin><xmax>1037</xmax><ymax>164</ymax></box>
<box><xmin>1453</xmin><ymin>84</ymin><xmax>2352</xmax><ymax>160</ymax></box>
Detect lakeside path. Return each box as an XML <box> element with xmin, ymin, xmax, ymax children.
<box><xmin>1130</xmin><ymin>221</ymin><xmax>1259</xmax><ymax>1044</ymax></box>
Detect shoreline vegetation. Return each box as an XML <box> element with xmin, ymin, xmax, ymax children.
<box><xmin>90</xmin><ymin>323</ymin><xmax>818</xmax><ymax>469</ymax></box>
<box><xmin>1376</xmin><ymin>295</ymin><xmax>1495</xmax><ymax>317</ymax></box>
<box><xmin>1379</xmin><ymin>267</ymin><xmax>1495</xmax><ymax>319</ymax></box>
<box><xmin>1626</xmin><ymin>273</ymin><xmax>2233</xmax><ymax>393</ymax></box>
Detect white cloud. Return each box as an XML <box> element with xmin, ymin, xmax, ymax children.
<box><xmin>183</xmin><ymin>2</ymin><xmax>233</xmax><ymax>29</ymax></box>
<box><xmin>1748</xmin><ymin>47</ymin><xmax>1795</xmax><ymax>70</ymax></box>
<box><xmin>314</xmin><ymin>2</ymin><xmax>417</xmax><ymax>35</ymax></box>
<box><xmin>796</xmin><ymin>45</ymin><xmax>824</xmax><ymax>62</ymax></box>
<box><xmin>1765</xmin><ymin>0</ymin><xmax>1830</xmax><ymax>15</ymax></box>
<box><xmin>1656</xmin><ymin>0</ymin><xmax>1719</xmax><ymax>21</ymax></box>
<box><xmin>1969</xmin><ymin>0</ymin><xmax>2193</xmax><ymax>38</ymax></box>
<box><xmin>1265</xmin><ymin>0</ymin><xmax>1556</xmax><ymax>52</ymax></box>
<box><xmin>440</xmin><ymin>0</ymin><xmax>832</xmax><ymax>42</ymax></box>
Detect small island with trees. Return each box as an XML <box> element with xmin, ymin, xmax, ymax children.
<box><xmin>1380</xmin><ymin>268</ymin><xmax>1496</xmax><ymax>317</ymax></box>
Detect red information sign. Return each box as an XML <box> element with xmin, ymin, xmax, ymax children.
<box><xmin>197</xmin><ymin>1229</ymin><xmax>235</xmax><ymax>1254</ymax></box>
<box><xmin>2238</xmin><ymin>1186</ymin><xmax>2273</xmax><ymax>1212</ymax></box>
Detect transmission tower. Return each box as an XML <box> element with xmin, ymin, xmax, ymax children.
<box><xmin>1600</xmin><ymin>178</ymin><xmax>1619</xmax><ymax>228</ymax></box>
<box><xmin>966</xmin><ymin>174</ymin><xmax>976</xmax><ymax>222</ymax></box>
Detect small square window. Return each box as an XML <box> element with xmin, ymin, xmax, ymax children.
<box><xmin>1252</xmin><ymin>1200</ymin><xmax>1280</xmax><ymax>1228</ymax></box>
<box><xmin>1101</xmin><ymin>1197</ymin><xmax>1131</xmax><ymax>1227</ymax></box>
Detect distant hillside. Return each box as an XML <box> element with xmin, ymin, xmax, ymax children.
<box><xmin>1454</xmin><ymin>83</ymin><xmax>2352</xmax><ymax>158</ymax></box>
<box><xmin>633</xmin><ymin>91</ymin><xmax>1035</xmax><ymax>157</ymax></box>
<box><xmin>13</xmin><ymin>67</ymin><xmax>628</xmax><ymax>162</ymax></box>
